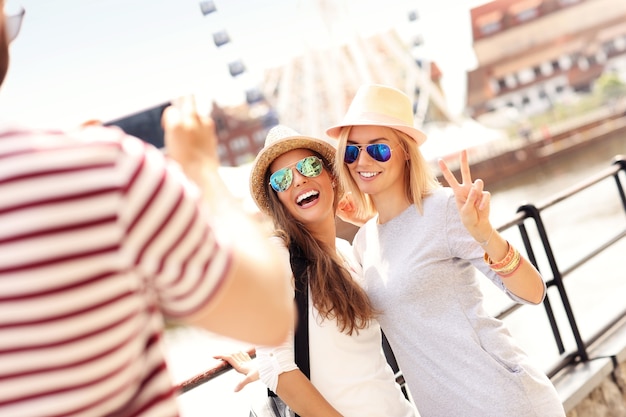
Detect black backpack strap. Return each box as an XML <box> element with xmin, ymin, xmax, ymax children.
<box><xmin>266</xmin><ymin>243</ymin><xmax>310</xmax><ymax>404</ymax></box>
<box><xmin>290</xmin><ymin>243</ymin><xmax>310</xmax><ymax>379</ymax></box>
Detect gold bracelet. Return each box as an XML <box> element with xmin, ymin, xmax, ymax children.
<box><xmin>483</xmin><ymin>242</ymin><xmax>522</xmax><ymax>277</ymax></box>
<box><xmin>498</xmin><ymin>256</ymin><xmax>523</xmax><ymax>277</ymax></box>
<box><xmin>483</xmin><ymin>241</ymin><xmax>514</xmax><ymax>269</ymax></box>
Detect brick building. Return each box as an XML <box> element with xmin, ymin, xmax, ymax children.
<box><xmin>466</xmin><ymin>0</ymin><xmax>626</xmax><ymax>120</ymax></box>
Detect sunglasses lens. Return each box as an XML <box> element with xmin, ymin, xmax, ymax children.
<box><xmin>296</xmin><ymin>156</ymin><xmax>323</xmax><ymax>178</ymax></box>
<box><xmin>344</xmin><ymin>145</ymin><xmax>360</xmax><ymax>164</ymax></box>
<box><xmin>269</xmin><ymin>168</ymin><xmax>293</xmax><ymax>192</ymax></box>
<box><xmin>367</xmin><ymin>144</ymin><xmax>392</xmax><ymax>162</ymax></box>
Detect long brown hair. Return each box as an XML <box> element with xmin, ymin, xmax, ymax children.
<box><xmin>264</xmin><ymin>153</ymin><xmax>376</xmax><ymax>335</ymax></box>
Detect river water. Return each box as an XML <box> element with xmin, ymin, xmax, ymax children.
<box><xmin>165</xmin><ymin>133</ymin><xmax>626</xmax><ymax>416</ymax></box>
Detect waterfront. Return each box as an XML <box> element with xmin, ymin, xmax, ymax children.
<box><xmin>165</xmin><ymin>132</ymin><xmax>626</xmax><ymax>416</ymax></box>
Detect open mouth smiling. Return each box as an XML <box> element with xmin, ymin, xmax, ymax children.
<box><xmin>297</xmin><ymin>190</ymin><xmax>319</xmax><ymax>206</ymax></box>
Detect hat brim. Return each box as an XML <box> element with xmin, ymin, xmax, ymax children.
<box><xmin>249</xmin><ymin>135</ymin><xmax>338</xmax><ymax>215</ymax></box>
<box><xmin>326</xmin><ymin>120</ymin><xmax>427</xmax><ymax>146</ymax></box>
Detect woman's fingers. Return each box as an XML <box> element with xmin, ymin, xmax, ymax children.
<box><xmin>438</xmin><ymin>158</ymin><xmax>460</xmax><ymax>189</ymax></box>
<box><xmin>459</xmin><ymin>150</ymin><xmax>472</xmax><ymax>186</ymax></box>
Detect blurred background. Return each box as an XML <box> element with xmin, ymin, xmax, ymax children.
<box><xmin>4</xmin><ymin>1</ymin><xmax>626</xmax><ymax>415</ymax></box>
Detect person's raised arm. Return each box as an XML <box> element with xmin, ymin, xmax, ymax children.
<box><xmin>438</xmin><ymin>150</ymin><xmax>545</xmax><ymax>304</ymax></box>
<box><xmin>162</xmin><ymin>96</ymin><xmax>294</xmax><ymax>346</ymax></box>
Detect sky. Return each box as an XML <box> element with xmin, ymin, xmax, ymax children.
<box><xmin>1</xmin><ymin>0</ymin><xmax>488</xmax><ymax>129</ymax></box>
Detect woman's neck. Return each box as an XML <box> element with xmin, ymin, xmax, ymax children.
<box><xmin>372</xmin><ymin>193</ymin><xmax>412</xmax><ymax>224</ymax></box>
<box><xmin>308</xmin><ymin>214</ymin><xmax>337</xmax><ymax>250</ymax></box>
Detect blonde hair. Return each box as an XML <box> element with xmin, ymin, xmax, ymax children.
<box><xmin>335</xmin><ymin>126</ymin><xmax>440</xmax><ymax>217</ymax></box>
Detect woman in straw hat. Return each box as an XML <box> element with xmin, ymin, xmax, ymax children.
<box><xmin>217</xmin><ymin>125</ymin><xmax>418</xmax><ymax>417</ymax></box>
<box><xmin>327</xmin><ymin>84</ymin><xmax>565</xmax><ymax>417</ymax></box>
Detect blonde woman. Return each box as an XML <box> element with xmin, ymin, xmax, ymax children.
<box><xmin>327</xmin><ymin>84</ymin><xmax>566</xmax><ymax>417</ymax></box>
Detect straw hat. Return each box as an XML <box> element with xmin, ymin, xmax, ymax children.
<box><xmin>326</xmin><ymin>84</ymin><xmax>427</xmax><ymax>146</ymax></box>
<box><xmin>249</xmin><ymin>125</ymin><xmax>338</xmax><ymax>215</ymax></box>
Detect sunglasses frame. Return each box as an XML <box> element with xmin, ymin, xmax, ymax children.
<box><xmin>344</xmin><ymin>143</ymin><xmax>394</xmax><ymax>164</ymax></box>
<box><xmin>269</xmin><ymin>155</ymin><xmax>324</xmax><ymax>193</ymax></box>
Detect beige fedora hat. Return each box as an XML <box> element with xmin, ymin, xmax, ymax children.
<box><xmin>249</xmin><ymin>125</ymin><xmax>338</xmax><ymax>215</ymax></box>
<box><xmin>326</xmin><ymin>84</ymin><xmax>427</xmax><ymax>146</ymax></box>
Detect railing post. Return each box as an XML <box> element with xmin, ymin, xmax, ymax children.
<box><xmin>517</xmin><ymin>204</ymin><xmax>589</xmax><ymax>362</ymax></box>
<box><xmin>611</xmin><ymin>156</ymin><xmax>626</xmax><ymax>214</ymax></box>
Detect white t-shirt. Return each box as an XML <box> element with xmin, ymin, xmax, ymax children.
<box><xmin>256</xmin><ymin>238</ymin><xmax>417</xmax><ymax>417</ymax></box>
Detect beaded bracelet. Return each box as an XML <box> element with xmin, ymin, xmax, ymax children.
<box><xmin>483</xmin><ymin>241</ymin><xmax>522</xmax><ymax>277</ymax></box>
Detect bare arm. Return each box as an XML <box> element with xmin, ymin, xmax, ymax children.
<box><xmin>162</xmin><ymin>96</ymin><xmax>294</xmax><ymax>346</ymax></box>
<box><xmin>438</xmin><ymin>150</ymin><xmax>545</xmax><ymax>304</ymax></box>
<box><xmin>218</xmin><ymin>352</ymin><xmax>344</xmax><ymax>416</ymax></box>
<box><xmin>275</xmin><ymin>370</ymin><xmax>343</xmax><ymax>417</ymax></box>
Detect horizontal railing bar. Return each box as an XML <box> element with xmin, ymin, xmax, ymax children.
<box><xmin>559</xmin><ymin>229</ymin><xmax>626</xmax><ymax>278</ymax></box>
<box><xmin>176</xmin><ymin>348</ymin><xmax>256</xmax><ymax>394</ymax></box>
<box><xmin>495</xmin><ymin>302</ymin><xmax>523</xmax><ymax>320</ymax></box>
<box><xmin>534</xmin><ymin>164</ymin><xmax>622</xmax><ymax>212</ymax></box>
<box><xmin>548</xmin><ymin>352</ymin><xmax>581</xmax><ymax>379</ymax></box>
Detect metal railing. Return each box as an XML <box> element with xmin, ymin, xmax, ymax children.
<box><xmin>492</xmin><ymin>154</ymin><xmax>626</xmax><ymax>378</ymax></box>
<box><xmin>175</xmin><ymin>154</ymin><xmax>626</xmax><ymax>395</ymax></box>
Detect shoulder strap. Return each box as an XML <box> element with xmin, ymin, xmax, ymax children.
<box><xmin>289</xmin><ymin>243</ymin><xmax>310</xmax><ymax>379</ymax></box>
<box><xmin>266</xmin><ymin>243</ymin><xmax>310</xmax><ymax>403</ymax></box>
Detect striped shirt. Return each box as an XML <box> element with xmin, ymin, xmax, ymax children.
<box><xmin>0</xmin><ymin>125</ymin><xmax>232</xmax><ymax>417</ymax></box>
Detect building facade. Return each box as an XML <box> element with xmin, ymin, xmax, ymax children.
<box><xmin>466</xmin><ymin>0</ymin><xmax>626</xmax><ymax>120</ymax></box>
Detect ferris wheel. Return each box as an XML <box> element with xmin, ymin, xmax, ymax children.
<box><xmin>196</xmin><ymin>0</ymin><xmax>456</xmax><ymax>138</ymax></box>
<box><xmin>256</xmin><ymin>0</ymin><xmax>457</xmax><ymax>137</ymax></box>
<box><xmin>198</xmin><ymin>1</ymin><xmax>265</xmax><ymax>106</ymax></box>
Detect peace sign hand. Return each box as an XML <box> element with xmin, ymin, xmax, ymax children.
<box><xmin>438</xmin><ymin>150</ymin><xmax>493</xmax><ymax>244</ymax></box>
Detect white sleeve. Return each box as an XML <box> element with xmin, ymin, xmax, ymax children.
<box><xmin>256</xmin><ymin>331</ymin><xmax>299</xmax><ymax>392</ymax></box>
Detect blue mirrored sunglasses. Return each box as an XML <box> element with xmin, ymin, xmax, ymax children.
<box><xmin>344</xmin><ymin>143</ymin><xmax>393</xmax><ymax>164</ymax></box>
<box><xmin>269</xmin><ymin>156</ymin><xmax>324</xmax><ymax>193</ymax></box>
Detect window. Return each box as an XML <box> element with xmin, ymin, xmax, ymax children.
<box><xmin>558</xmin><ymin>55</ymin><xmax>572</xmax><ymax>70</ymax></box>
<box><xmin>541</xmin><ymin>62</ymin><xmax>554</xmax><ymax>76</ymax></box>
<box><xmin>505</xmin><ymin>74</ymin><xmax>518</xmax><ymax>89</ymax></box>
<box><xmin>480</xmin><ymin>21</ymin><xmax>501</xmax><ymax>35</ymax></box>
<box><xmin>489</xmin><ymin>79</ymin><xmax>500</xmax><ymax>93</ymax></box>
<box><xmin>230</xmin><ymin>136</ymin><xmax>249</xmax><ymax>153</ymax></box>
<box><xmin>516</xmin><ymin>7</ymin><xmax>538</xmax><ymax>22</ymax></box>
<box><xmin>253</xmin><ymin>129</ymin><xmax>266</xmax><ymax>145</ymax></box>
<box><xmin>517</xmin><ymin>68</ymin><xmax>535</xmax><ymax>84</ymax></box>
<box><xmin>217</xmin><ymin>144</ymin><xmax>227</xmax><ymax>160</ymax></box>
